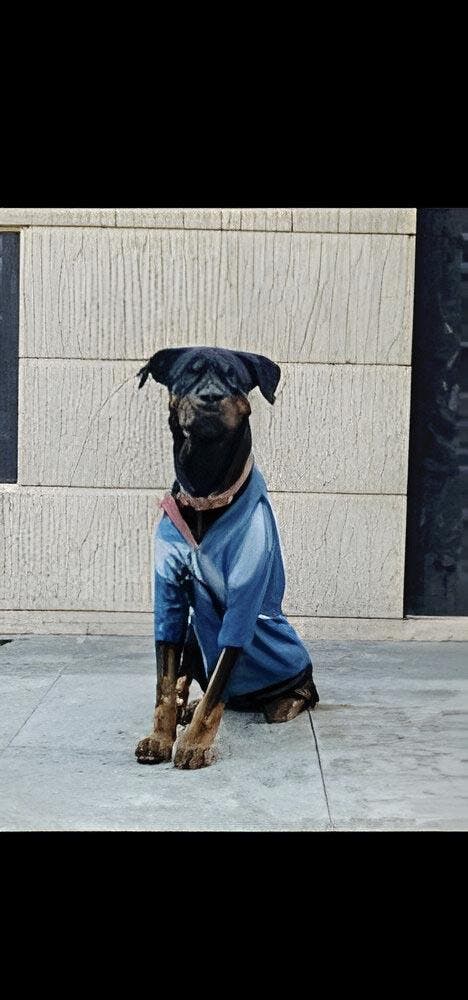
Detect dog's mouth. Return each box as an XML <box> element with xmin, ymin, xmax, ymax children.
<box><xmin>194</xmin><ymin>401</ymin><xmax>223</xmax><ymax>414</ymax></box>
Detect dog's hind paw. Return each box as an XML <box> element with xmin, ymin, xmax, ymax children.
<box><xmin>135</xmin><ymin>734</ymin><xmax>173</xmax><ymax>764</ymax></box>
<box><xmin>173</xmin><ymin>742</ymin><xmax>218</xmax><ymax>770</ymax></box>
<box><xmin>263</xmin><ymin>679</ymin><xmax>320</xmax><ymax>724</ymax></box>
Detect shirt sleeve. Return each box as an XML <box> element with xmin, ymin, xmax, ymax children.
<box><xmin>217</xmin><ymin>500</ymin><xmax>274</xmax><ymax>651</ymax></box>
<box><xmin>154</xmin><ymin>517</ymin><xmax>191</xmax><ymax>644</ymax></box>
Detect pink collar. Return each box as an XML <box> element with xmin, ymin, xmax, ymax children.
<box><xmin>174</xmin><ymin>452</ymin><xmax>254</xmax><ymax>511</ymax></box>
<box><xmin>158</xmin><ymin>494</ymin><xmax>199</xmax><ymax>549</ymax></box>
<box><xmin>158</xmin><ymin>453</ymin><xmax>254</xmax><ymax>548</ymax></box>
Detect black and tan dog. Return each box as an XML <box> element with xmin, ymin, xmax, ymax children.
<box><xmin>135</xmin><ymin>346</ymin><xmax>319</xmax><ymax>770</ymax></box>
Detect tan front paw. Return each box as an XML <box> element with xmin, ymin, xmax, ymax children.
<box><xmin>135</xmin><ymin>734</ymin><xmax>173</xmax><ymax>764</ymax></box>
<box><xmin>173</xmin><ymin>731</ymin><xmax>218</xmax><ymax>770</ymax></box>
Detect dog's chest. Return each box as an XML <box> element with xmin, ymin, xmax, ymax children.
<box><xmin>173</xmin><ymin>470</ymin><xmax>252</xmax><ymax>544</ymax></box>
<box><xmin>178</xmin><ymin>505</ymin><xmax>225</xmax><ymax>544</ymax></box>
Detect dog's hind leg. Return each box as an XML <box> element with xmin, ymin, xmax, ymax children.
<box><xmin>135</xmin><ymin>641</ymin><xmax>184</xmax><ymax>764</ymax></box>
<box><xmin>176</xmin><ymin>673</ymin><xmax>192</xmax><ymax>723</ymax></box>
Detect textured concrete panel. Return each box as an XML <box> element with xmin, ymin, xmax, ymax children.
<box><xmin>274</xmin><ymin>492</ymin><xmax>406</xmax><ymax>617</ymax></box>
<box><xmin>18</xmin><ymin>359</ymin><xmax>174</xmax><ymax>489</ymax></box>
<box><xmin>0</xmin><ymin>486</ymin><xmax>161</xmax><ymax>612</ymax></box>
<box><xmin>0</xmin><ymin>208</ymin><xmax>116</xmax><ymax>227</ymax></box>
<box><xmin>0</xmin><ymin>486</ymin><xmax>406</xmax><ymax>617</ymax></box>
<box><xmin>236</xmin><ymin>209</ymin><xmax>292</xmax><ymax>231</ymax></box>
<box><xmin>21</xmin><ymin>228</ymin><xmax>415</xmax><ymax>364</ymax></box>
<box><xmin>167</xmin><ymin>209</ymin><xmax>222</xmax><ymax>229</ymax></box>
<box><xmin>1</xmin><ymin>207</ymin><xmax>416</xmax><ymax>232</ymax></box>
<box><xmin>293</xmin><ymin>208</ymin><xmax>417</xmax><ymax>234</ymax></box>
<box><xmin>116</xmin><ymin>209</ymin><xmax>293</xmax><ymax>230</ymax></box>
<box><xmin>19</xmin><ymin>359</ymin><xmax>411</xmax><ymax>493</ymax></box>
<box><xmin>115</xmin><ymin>209</ymin><xmax>185</xmax><ymax>228</ymax></box>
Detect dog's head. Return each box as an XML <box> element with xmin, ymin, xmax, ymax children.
<box><xmin>137</xmin><ymin>346</ymin><xmax>281</xmax><ymax>440</ymax></box>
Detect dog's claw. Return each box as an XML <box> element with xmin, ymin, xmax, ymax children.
<box><xmin>135</xmin><ymin>734</ymin><xmax>173</xmax><ymax>764</ymax></box>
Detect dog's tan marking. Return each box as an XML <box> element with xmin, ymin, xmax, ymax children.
<box><xmin>218</xmin><ymin>395</ymin><xmax>251</xmax><ymax>428</ymax></box>
<box><xmin>170</xmin><ymin>393</ymin><xmax>251</xmax><ymax>433</ymax></box>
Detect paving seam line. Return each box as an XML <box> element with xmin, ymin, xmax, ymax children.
<box><xmin>307</xmin><ymin>709</ymin><xmax>335</xmax><ymax>830</ymax></box>
<box><xmin>0</xmin><ymin>661</ymin><xmax>70</xmax><ymax>758</ymax></box>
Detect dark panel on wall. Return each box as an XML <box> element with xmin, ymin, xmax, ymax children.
<box><xmin>404</xmin><ymin>209</ymin><xmax>465</xmax><ymax>615</ymax></box>
<box><xmin>454</xmin><ymin>210</ymin><xmax>468</xmax><ymax>606</ymax></box>
<box><xmin>0</xmin><ymin>233</ymin><xmax>20</xmax><ymax>483</ymax></box>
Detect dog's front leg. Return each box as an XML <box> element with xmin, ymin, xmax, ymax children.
<box><xmin>135</xmin><ymin>640</ymin><xmax>184</xmax><ymax>764</ymax></box>
<box><xmin>173</xmin><ymin>646</ymin><xmax>240</xmax><ymax>769</ymax></box>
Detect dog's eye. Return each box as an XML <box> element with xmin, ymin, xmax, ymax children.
<box><xmin>190</xmin><ymin>359</ymin><xmax>205</xmax><ymax>373</ymax></box>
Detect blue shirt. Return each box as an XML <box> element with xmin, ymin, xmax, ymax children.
<box><xmin>153</xmin><ymin>463</ymin><xmax>312</xmax><ymax>700</ymax></box>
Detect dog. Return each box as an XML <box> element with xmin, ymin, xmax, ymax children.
<box><xmin>135</xmin><ymin>346</ymin><xmax>319</xmax><ymax>770</ymax></box>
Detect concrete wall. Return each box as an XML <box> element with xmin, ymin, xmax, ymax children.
<box><xmin>0</xmin><ymin>207</ymin><xmax>417</xmax><ymax>637</ymax></box>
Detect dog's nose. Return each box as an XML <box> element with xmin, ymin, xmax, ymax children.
<box><xmin>198</xmin><ymin>388</ymin><xmax>224</xmax><ymax>404</ymax></box>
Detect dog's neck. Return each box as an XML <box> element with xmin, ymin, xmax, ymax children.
<box><xmin>170</xmin><ymin>415</ymin><xmax>252</xmax><ymax>499</ymax></box>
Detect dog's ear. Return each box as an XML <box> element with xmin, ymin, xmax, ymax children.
<box><xmin>233</xmin><ymin>351</ymin><xmax>281</xmax><ymax>404</ymax></box>
<box><xmin>137</xmin><ymin>348</ymin><xmax>189</xmax><ymax>390</ymax></box>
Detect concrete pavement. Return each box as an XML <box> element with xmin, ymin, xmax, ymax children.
<box><xmin>0</xmin><ymin>635</ymin><xmax>466</xmax><ymax>831</ymax></box>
